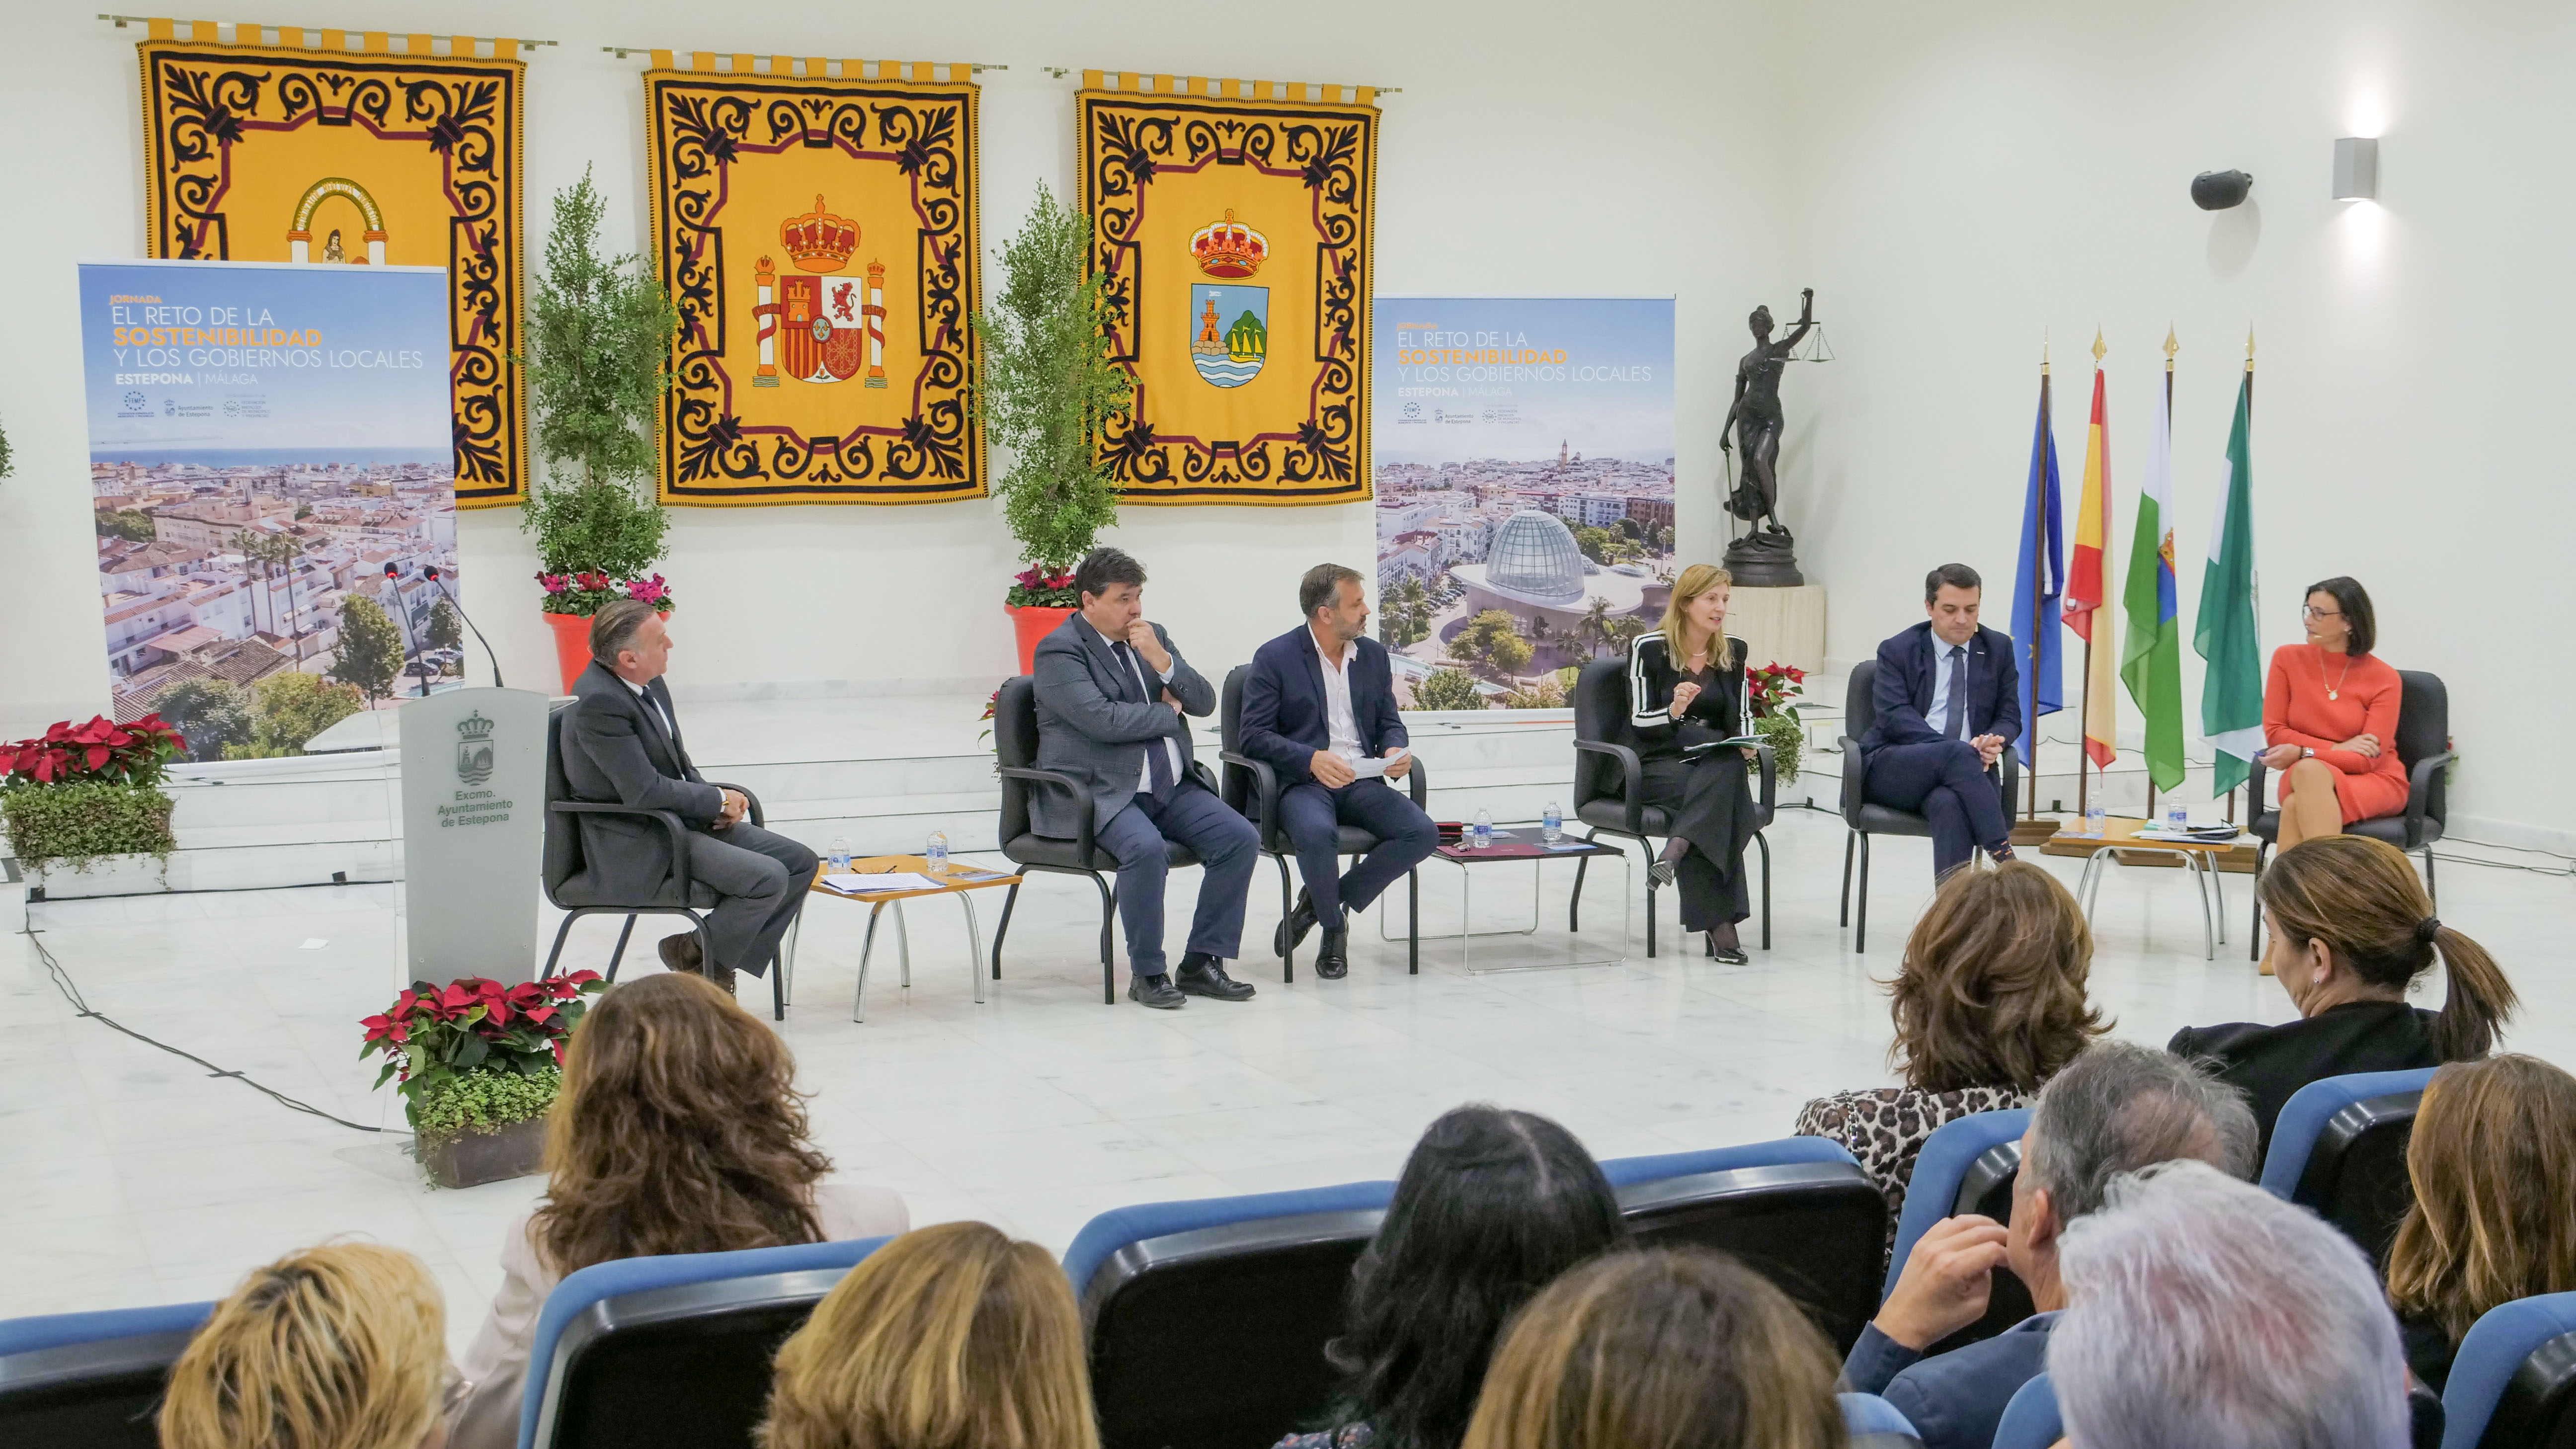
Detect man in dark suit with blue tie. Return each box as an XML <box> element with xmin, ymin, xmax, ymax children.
<box><xmin>1239</xmin><ymin>564</ymin><xmax>1440</xmax><ymax>979</ymax></box>
<box><xmin>1032</xmin><ymin>548</ymin><xmax>1259</xmax><ymax>1009</ymax></box>
<box><xmin>1859</xmin><ymin>563</ymin><xmax>2023</xmax><ymax>877</ymax></box>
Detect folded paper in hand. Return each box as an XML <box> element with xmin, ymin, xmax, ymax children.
<box><xmin>1682</xmin><ymin>735</ymin><xmax>1765</xmax><ymax>755</ymax></box>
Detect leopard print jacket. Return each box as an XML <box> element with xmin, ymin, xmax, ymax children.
<box><xmin>1794</xmin><ymin>1084</ymin><xmax>2030</xmax><ymax>1267</ymax></box>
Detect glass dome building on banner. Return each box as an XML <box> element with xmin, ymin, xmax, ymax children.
<box><xmin>1479</xmin><ymin>510</ymin><xmax>1589</xmax><ymax>605</ymax></box>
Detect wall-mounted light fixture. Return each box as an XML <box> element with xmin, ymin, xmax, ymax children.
<box><xmin>2333</xmin><ymin>137</ymin><xmax>2379</xmax><ymax>200</ymax></box>
<box><xmin>2191</xmin><ymin>170</ymin><xmax>2254</xmax><ymax>210</ymax></box>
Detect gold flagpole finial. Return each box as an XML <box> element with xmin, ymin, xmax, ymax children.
<box><xmin>2091</xmin><ymin>327</ymin><xmax>2107</xmax><ymax>365</ymax></box>
<box><xmin>2245</xmin><ymin>324</ymin><xmax>2256</xmax><ymax>372</ymax></box>
<box><xmin>2041</xmin><ymin>327</ymin><xmax>2050</xmax><ymax>376</ymax></box>
<box><xmin>2164</xmin><ymin>324</ymin><xmax>2178</xmax><ymax>369</ymax></box>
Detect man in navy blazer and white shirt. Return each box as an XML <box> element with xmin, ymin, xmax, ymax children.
<box><xmin>1858</xmin><ymin>563</ymin><xmax>2024</xmax><ymax>877</ymax></box>
<box><xmin>1238</xmin><ymin>564</ymin><xmax>1439</xmax><ymax>979</ymax></box>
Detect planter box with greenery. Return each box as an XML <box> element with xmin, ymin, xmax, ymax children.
<box><xmin>362</xmin><ymin>971</ymin><xmax>606</xmax><ymax>1189</ymax></box>
<box><xmin>2</xmin><ymin>715</ymin><xmax>184</xmax><ymax>897</ymax></box>
<box><xmin>972</xmin><ymin>184</ymin><xmax>1134</xmax><ymax>674</ymax></box>
<box><xmin>518</xmin><ymin>166</ymin><xmax>681</xmax><ymax>692</ymax></box>
<box><xmin>1746</xmin><ymin>661</ymin><xmax>1809</xmax><ymax>785</ymax></box>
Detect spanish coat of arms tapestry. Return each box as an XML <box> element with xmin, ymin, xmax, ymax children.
<box><xmin>137</xmin><ymin>21</ymin><xmax>527</xmax><ymax>507</ymax></box>
<box><xmin>644</xmin><ymin>55</ymin><xmax>984</xmax><ymax>507</ymax></box>
<box><xmin>1076</xmin><ymin>73</ymin><xmax>1378</xmax><ymax>506</ymax></box>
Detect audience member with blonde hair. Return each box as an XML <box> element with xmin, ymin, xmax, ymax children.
<box><xmin>2172</xmin><ymin>832</ymin><xmax>2518</xmax><ymax>1152</ymax></box>
<box><xmin>448</xmin><ymin>972</ymin><xmax>906</xmax><ymax>1449</ymax></box>
<box><xmin>1797</xmin><ymin>860</ymin><xmax>2108</xmax><ymax>1256</ymax></box>
<box><xmin>160</xmin><ymin>1242</ymin><xmax>451</xmax><ymax>1449</ymax></box>
<box><xmin>761</xmin><ymin>1220</ymin><xmax>1098</xmax><ymax>1449</ymax></box>
<box><xmin>1460</xmin><ymin>1247</ymin><xmax>1846</xmax><ymax>1449</ymax></box>
<box><xmin>2385</xmin><ymin>1054</ymin><xmax>2576</xmax><ymax>1391</ymax></box>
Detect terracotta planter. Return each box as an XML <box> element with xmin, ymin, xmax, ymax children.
<box><xmin>1007</xmin><ymin>604</ymin><xmax>1076</xmax><ymax>675</ymax></box>
<box><xmin>418</xmin><ymin>1115</ymin><xmax>549</xmax><ymax>1189</ymax></box>
<box><xmin>543</xmin><ymin>609</ymin><xmax>673</xmax><ymax>693</ymax></box>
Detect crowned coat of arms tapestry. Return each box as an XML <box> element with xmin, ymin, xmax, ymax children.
<box><xmin>136</xmin><ymin>21</ymin><xmax>527</xmax><ymax>507</ymax></box>
<box><xmin>1076</xmin><ymin>73</ymin><xmax>1378</xmax><ymax>506</ymax></box>
<box><xmin>644</xmin><ymin>55</ymin><xmax>983</xmax><ymax>507</ymax></box>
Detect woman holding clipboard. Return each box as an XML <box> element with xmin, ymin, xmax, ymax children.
<box><xmin>1627</xmin><ymin>564</ymin><xmax>1763</xmax><ymax>962</ymax></box>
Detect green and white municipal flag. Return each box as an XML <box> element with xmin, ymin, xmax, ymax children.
<box><xmin>2120</xmin><ymin>368</ymin><xmax>2186</xmax><ymax>793</ymax></box>
<box><xmin>2194</xmin><ymin>372</ymin><xmax>2264</xmax><ymax>795</ymax></box>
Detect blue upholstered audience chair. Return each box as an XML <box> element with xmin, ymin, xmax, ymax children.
<box><xmin>0</xmin><ymin>1300</ymin><xmax>216</xmax><ymax>1449</ymax></box>
<box><xmin>1065</xmin><ymin>1181</ymin><xmax>1397</xmax><ymax>1449</ymax></box>
<box><xmin>1566</xmin><ymin>650</ymin><xmax>1776</xmax><ymax>959</ymax></box>
<box><xmin>2259</xmin><ymin>1067</ymin><xmax>2433</xmax><ymax>1267</ymax></box>
<box><xmin>1600</xmin><ymin>1137</ymin><xmax>1888</xmax><ymax>1354</ymax></box>
<box><xmin>1991</xmin><ymin>1372</ymin><xmax>2061</xmax><ymax>1449</ymax></box>
<box><xmin>1217</xmin><ymin>664</ymin><xmax>1425</xmax><ymax>981</ymax></box>
<box><xmin>1882</xmin><ymin>1109</ymin><xmax>2037</xmax><ymax>1351</ymax></box>
<box><xmin>987</xmin><ymin>674</ymin><xmax>1217</xmax><ymax>1005</ymax></box>
<box><xmin>538</xmin><ymin>701</ymin><xmax>788</xmax><ymax>1020</ymax></box>
<box><xmin>1843</xmin><ymin>1391</ymin><xmax>1928</xmax><ymax>1448</ymax></box>
<box><xmin>2246</xmin><ymin>669</ymin><xmax>2452</xmax><ymax>959</ymax></box>
<box><xmin>519</xmin><ymin>1236</ymin><xmax>891</xmax><ymax>1449</ymax></box>
<box><xmin>1835</xmin><ymin>659</ymin><xmax>2021</xmax><ymax>953</ymax></box>
<box><xmin>2442</xmin><ymin>1292</ymin><xmax>2576</xmax><ymax>1449</ymax></box>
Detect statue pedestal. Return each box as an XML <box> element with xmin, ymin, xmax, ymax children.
<box><xmin>1728</xmin><ymin>584</ymin><xmax>1826</xmax><ymax>673</ymax></box>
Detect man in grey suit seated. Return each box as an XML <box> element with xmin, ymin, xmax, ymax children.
<box><xmin>559</xmin><ymin>599</ymin><xmax>817</xmax><ymax>996</ymax></box>
<box><xmin>1033</xmin><ymin>547</ymin><xmax>1259</xmax><ymax>1009</ymax></box>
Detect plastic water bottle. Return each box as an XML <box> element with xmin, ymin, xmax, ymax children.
<box><xmin>2084</xmin><ymin>801</ymin><xmax>2107</xmax><ymax>838</ymax></box>
<box><xmin>2167</xmin><ymin>803</ymin><xmax>2190</xmax><ymax>831</ymax></box>
<box><xmin>1542</xmin><ymin>801</ymin><xmax>1563</xmax><ymax>846</ymax></box>
<box><xmin>827</xmin><ymin>835</ymin><xmax>852</xmax><ymax>874</ymax></box>
<box><xmin>1472</xmin><ymin>809</ymin><xmax>1494</xmax><ymax>850</ymax></box>
<box><xmin>925</xmin><ymin>830</ymin><xmax>950</xmax><ymax>874</ymax></box>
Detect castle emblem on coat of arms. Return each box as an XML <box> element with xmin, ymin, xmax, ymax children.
<box><xmin>455</xmin><ymin>711</ymin><xmax>495</xmax><ymax>786</ymax></box>
<box><xmin>1189</xmin><ymin>210</ymin><xmax>1269</xmax><ymax>389</ymax></box>
<box><xmin>753</xmin><ymin>196</ymin><xmax>890</xmax><ymax>388</ymax></box>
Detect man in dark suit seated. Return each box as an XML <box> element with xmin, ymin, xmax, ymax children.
<box><xmin>1033</xmin><ymin>548</ymin><xmax>1259</xmax><ymax>1010</ymax></box>
<box><xmin>1239</xmin><ymin>564</ymin><xmax>1439</xmax><ymax>980</ymax></box>
<box><xmin>1860</xmin><ymin>562</ymin><xmax>2024</xmax><ymax>877</ymax></box>
<box><xmin>1841</xmin><ymin>1042</ymin><xmax>2257</xmax><ymax>1449</ymax></box>
<box><xmin>559</xmin><ymin>599</ymin><xmax>818</xmax><ymax>995</ymax></box>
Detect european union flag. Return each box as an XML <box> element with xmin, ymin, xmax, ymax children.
<box><xmin>2009</xmin><ymin>373</ymin><xmax>2066</xmax><ymax>771</ymax></box>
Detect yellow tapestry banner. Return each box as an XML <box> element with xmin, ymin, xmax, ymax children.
<box><xmin>137</xmin><ymin>21</ymin><xmax>527</xmax><ymax>507</ymax></box>
<box><xmin>1077</xmin><ymin>73</ymin><xmax>1377</xmax><ymax>506</ymax></box>
<box><xmin>644</xmin><ymin>57</ymin><xmax>983</xmax><ymax>507</ymax></box>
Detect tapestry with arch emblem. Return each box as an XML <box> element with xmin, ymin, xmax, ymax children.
<box><xmin>1077</xmin><ymin>73</ymin><xmax>1377</xmax><ymax>506</ymax></box>
<box><xmin>644</xmin><ymin>55</ymin><xmax>983</xmax><ymax>507</ymax></box>
<box><xmin>136</xmin><ymin>21</ymin><xmax>526</xmax><ymax>507</ymax></box>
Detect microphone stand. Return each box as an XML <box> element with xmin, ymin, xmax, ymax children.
<box><xmin>423</xmin><ymin>566</ymin><xmax>503</xmax><ymax>689</ymax></box>
<box><xmin>382</xmin><ymin>565</ymin><xmax>425</xmax><ymax>699</ymax></box>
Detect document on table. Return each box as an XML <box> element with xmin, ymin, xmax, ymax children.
<box><xmin>821</xmin><ymin>872</ymin><xmax>947</xmax><ymax>894</ymax></box>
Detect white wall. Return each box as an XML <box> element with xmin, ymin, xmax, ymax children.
<box><xmin>1779</xmin><ymin>0</ymin><xmax>2576</xmax><ymax>846</ymax></box>
<box><xmin>0</xmin><ymin>0</ymin><xmax>1792</xmax><ymax>726</ymax></box>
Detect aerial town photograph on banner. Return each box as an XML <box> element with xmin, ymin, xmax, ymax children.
<box><xmin>1371</xmin><ymin>298</ymin><xmax>1677</xmax><ymax>709</ymax></box>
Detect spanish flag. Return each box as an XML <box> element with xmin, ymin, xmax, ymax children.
<box><xmin>2063</xmin><ymin>357</ymin><xmax>2118</xmax><ymax>770</ymax></box>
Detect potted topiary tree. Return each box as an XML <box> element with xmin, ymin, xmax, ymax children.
<box><xmin>1</xmin><ymin>714</ymin><xmax>185</xmax><ymax>899</ymax></box>
<box><xmin>518</xmin><ymin>165</ymin><xmax>681</xmax><ymax>691</ymax></box>
<box><xmin>361</xmin><ymin>971</ymin><xmax>607</xmax><ymax>1188</ymax></box>
<box><xmin>971</xmin><ymin>183</ymin><xmax>1134</xmax><ymax>673</ymax></box>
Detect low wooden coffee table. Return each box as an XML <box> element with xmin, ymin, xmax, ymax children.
<box><xmin>797</xmin><ymin>854</ymin><xmax>1023</xmax><ymax>1021</ymax></box>
<box><xmin>2046</xmin><ymin>818</ymin><xmax>2241</xmax><ymax>960</ymax></box>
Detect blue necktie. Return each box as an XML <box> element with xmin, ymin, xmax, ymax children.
<box><xmin>1943</xmin><ymin>645</ymin><xmax>1968</xmax><ymax>739</ymax></box>
<box><xmin>1115</xmin><ymin>640</ymin><xmax>1176</xmax><ymax>798</ymax></box>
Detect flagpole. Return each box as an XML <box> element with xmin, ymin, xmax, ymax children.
<box><xmin>2075</xmin><ymin>331</ymin><xmax>2104</xmax><ymax>824</ymax></box>
<box><xmin>2147</xmin><ymin>325</ymin><xmax>2175</xmax><ymax>822</ymax></box>
<box><xmin>2027</xmin><ymin>336</ymin><xmax>2047</xmax><ymax>823</ymax></box>
<box><xmin>2226</xmin><ymin>326</ymin><xmax>2254</xmax><ymax>825</ymax></box>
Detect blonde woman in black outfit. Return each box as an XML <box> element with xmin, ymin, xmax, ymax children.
<box><xmin>2170</xmin><ymin>833</ymin><xmax>2517</xmax><ymax>1154</ymax></box>
<box><xmin>1627</xmin><ymin>564</ymin><xmax>1762</xmax><ymax>962</ymax></box>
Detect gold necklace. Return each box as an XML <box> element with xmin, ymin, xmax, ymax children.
<box><xmin>2320</xmin><ymin>644</ymin><xmax>2353</xmax><ymax>701</ymax></box>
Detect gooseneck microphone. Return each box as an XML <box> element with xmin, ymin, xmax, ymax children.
<box><xmin>422</xmin><ymin>565</ymin><xmax>503</xmax><ymax>689</ymax></box>
<box><xmin>382</xmin><ymin>562</ymin><xmax>425</xmax><ymax>698</ymax></box>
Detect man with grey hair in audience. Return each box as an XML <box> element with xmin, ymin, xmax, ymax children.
<box><xmin>2050</xmin><ymin>1157</ymin><xmax>2413</xmax><ymax>1449</ymax></box>
<box><xmin>1839</xmin><ymin>1040</ymin><xmax>2258</xmax><ymax>1449</ymax></box>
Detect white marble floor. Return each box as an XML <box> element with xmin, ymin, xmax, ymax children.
<box><xmin>4</xmin><ymin>807</ymin><xmax>2570</xmax><ymax>1359</ymax></box>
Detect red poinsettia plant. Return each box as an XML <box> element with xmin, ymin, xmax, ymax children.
<box><xmin>537</xmin><ymin>572</ymin><xmax>675</xmax><ymax>618</ymax></box>
<box><xmin>1746</xmin><ymin>661</ymin><xmax>1809</xmax><ymax>721</ymax></box>
<box><xmin>1005</xmin><ymin>565</ymin><xmax>1080</xmax><ymax>609</ymax></box>
<box><xmin>2</xmin><ymin>714</ymin><xmax>185</xmax><ymax>789</ymax></box>
<box><xmin>361</xmin><ymin>972</ymin><xmax>607</xmax><ymax>1116</ymax></box>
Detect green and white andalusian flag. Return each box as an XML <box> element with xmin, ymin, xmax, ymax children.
<box><xmin>2120</xmin><ymin>363</ymin><xmax>2186</xmax><ymax>793</ymax></box>
<box><xmin>2194</xmin><ymin>371</ymin><xmax>2265</xmax><ymax>795</ymax></box>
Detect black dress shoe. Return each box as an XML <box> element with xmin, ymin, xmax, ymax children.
<box><xmin>1274</xmin><ymin>888</ymin><xmax>1318</xmax><ymax>956</ymax></box>
<box><xmin>1175</xmin><ymin>953</ymin><xmax>1256</xmax><ymax>1001</ymax></box>
<box><xmin>1127</xmin><ymin>972</ymin><xmax>1186</xmax><ymax>1009</ymax></box>
<box><xmin>1703</xmin><ymin>931</ymin><xmax>1749</xmax><ymax>966</ymax></box>
<box><xmin>1314</xmin><ymin>929</ymin><xmax>1349</xmax><ymax>979</ymax></box>
<box><xmin>657</xmin><ymin>933</ymin><xmax>703</xmax><ymax>973</ymax></box>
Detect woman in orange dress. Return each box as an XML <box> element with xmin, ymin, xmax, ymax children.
<box><xmin>2260</xmin><ymin>575</ymin><xmax>2409</xmax><ymax>857</ymax></box>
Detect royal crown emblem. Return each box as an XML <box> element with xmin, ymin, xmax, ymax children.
<box><xmin>780</xmin><ymin>195</ymin><xmax>860</xmax><ymax>274</ymax></box>
<box><xmin>1190</xmin><ymin>210</ymin><xmax>1268</xmax><ymax>279</ymax></box>
<box><xmin>455</xmin><ymin>711</ymin><xmax>496</xmax><ymax>786</ymax></box>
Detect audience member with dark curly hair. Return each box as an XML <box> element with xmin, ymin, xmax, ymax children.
<box><xmin>1796</xmin><ymin>860</ymin><xmax>2107</xmax><ymax>1260</ymax></box>
<box><xmin>1275</xmin><ymin>1106</ymin><xmax>1627</xmax><ymax>1449</ymax></box>
<box><xmin>447</xmin><ymin>972</ymin><xmax>906</xmax><ymax>1449</ymax></box>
